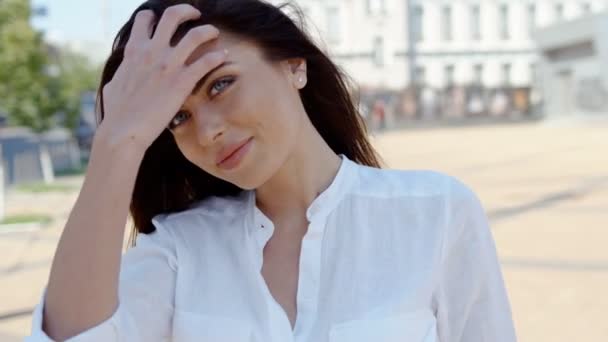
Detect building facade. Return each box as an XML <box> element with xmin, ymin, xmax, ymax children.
<box><xmin>278</xmin><ymin>0</ymin><xmax>607</xmax><ymax>91</ymax></box>
<box><xmin>535</xmin><ymin>12</ymin><xmax>608</xmax><ymax>117</ymax></box>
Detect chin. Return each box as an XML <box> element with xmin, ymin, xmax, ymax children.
<box><xmin>231</xmin><ymin>167</ymin><xmax>275</xmax><ymax>191</ymax></box>
<box><xmin>221</xmin><ymin>171</ymin><xmax>262</xmax><ymax>191</ymax></box>
<box><xmin>221</xmin><ymin>150</ymin><xmax>283</xmax><ymax>191</ymax></box>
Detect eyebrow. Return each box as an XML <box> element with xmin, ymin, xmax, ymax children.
<box><xmin>191</xmin><ymin>61</ymin><xmax>235</xmax><ymax>95</ymax></box>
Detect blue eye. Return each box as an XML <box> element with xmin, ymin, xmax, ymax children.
<box><xmin>168</xmin><ymin>111</ymin><xmax>191</xmax><ymax>130</ymax></box>
<box><xmin>209</xmin><ymin>77</ymin><xmax>234</xmax><ymax>97</ymax></box>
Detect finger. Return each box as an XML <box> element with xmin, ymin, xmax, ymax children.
<box><xmin>152</xmin><ymin>4</ymin><xmax>202</xmax><ymax>46</ymax></box>
<box><xmin>172</xmin><ymin>25</ymin><xmax>219</xmax><ymax>65</ymax></box>
<box><xmin>129</xmin><ymin>10</ymin><xmax>155</xmax><ymax>43</ymax></box>
<box><xmin>182</xmin><ymin>50</ymin><xmax>228</xmax><ymax>91</ymax></box>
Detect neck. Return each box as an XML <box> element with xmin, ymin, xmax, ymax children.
<box><xmin>255</xmin><ymin>119</ymin><xmax>341</xmax><ymax>225</ymax></box>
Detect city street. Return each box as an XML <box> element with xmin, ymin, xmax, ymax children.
<box><xmin>1</xmin><ymin>119</ymin><xmax>607</xmax><ymax>341</ymax></box>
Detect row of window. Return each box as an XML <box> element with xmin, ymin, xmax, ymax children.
<box><xmin>324</xmin><ymin>1</ymin><xmax>388</xmax><ymax>44</ymax></box>
<box><xmin>412</xmin><ymin>2</ymin><xmax>593</xmax><ymax>42</ymax></box>
<box><xmin>321</xmin><ymin>1</ymin><xmax>594</xmax><ymax>48</ymax></box>
<box><xmin>414</xmin><ymin>63</ymin><xmax>537</xmax><ymax>86</ymax></box>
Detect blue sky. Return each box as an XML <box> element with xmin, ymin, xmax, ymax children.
<box><xmin>32</xmin><ymin>0</ymin><xmax>144</xmax><ymax>45</ymax></box>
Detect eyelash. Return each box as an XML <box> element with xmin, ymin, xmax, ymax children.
<box><xmin>167</xmin><ymin>76</ymin><xmax>235</xmax><ymax>130</ymax></box>
<box><xmin>168</xmin><ymin>111</ymin><xmax>190</xmax><ymax>130</ymax></box>
<box><xmin>209</xmin><ymin>76</ymin><xmax>235</xmax><ymax>97</ymax></box>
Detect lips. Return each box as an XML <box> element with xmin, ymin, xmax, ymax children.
<box><xmin>215</xmin><ymin>137</ymin><xmax>253</xmax><ymax>166</ymax></box>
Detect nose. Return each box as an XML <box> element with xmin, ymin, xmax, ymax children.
<box><xmin>193</xmin><ymin>108</ymin><xmax>226</xmax><ymax>146</ymax></box>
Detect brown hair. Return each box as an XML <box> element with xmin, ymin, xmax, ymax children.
<box><xmin>97</xmin><ymin>0</ymin><xmax>383</xmax><ymax>244</ymax></box>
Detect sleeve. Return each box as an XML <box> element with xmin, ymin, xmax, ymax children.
<box><xmin>25</xmin><ymin>216</ymin><xmax>177</xmax><ymax>342</ymax></box>
<box><xmin>433</xmin><ymin>178</ymin><xmax>517</xmax><ymax>342</ymax></box>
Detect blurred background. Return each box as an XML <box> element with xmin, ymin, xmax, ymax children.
<box><xmin>0</xmin><ymin>0</ymin><xmax>607</xmax><ymax>341</ymax></box>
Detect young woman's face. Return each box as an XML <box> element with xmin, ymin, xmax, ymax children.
<box><xmin>168</xmin><ymin>30</ymin><xmax>307</xmax><ymax>189</ymax></box>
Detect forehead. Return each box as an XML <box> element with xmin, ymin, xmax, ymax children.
<box><xmin>184</xmin><ymin>30</ymin><xmax>263</xmax><ymax>66</ymax></box>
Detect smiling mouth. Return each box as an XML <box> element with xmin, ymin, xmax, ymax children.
<box><xmin>216</xmin><ymin>137</ymin><xmax>254</xmax><ymax>170</ymax></box>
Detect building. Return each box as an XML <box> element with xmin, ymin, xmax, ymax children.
<box><xmin>534</xmin><ymin>11</ymin><xmax>608</xmax><ymax>117</ymax></box>
<box><xmin>279</xmin><ymin>0</ymin><xmax>607</xmax><ymax>91</ymax></box>
<box><xmin>274</xmin><ymin>0</ymin><xmax>408</xmax><ymax>90</ymax></box>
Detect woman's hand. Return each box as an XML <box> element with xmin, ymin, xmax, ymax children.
<box><xmin>98</xmin><ymin>4</ymin><xmax>226</xmax><ymax>151</ymax></box>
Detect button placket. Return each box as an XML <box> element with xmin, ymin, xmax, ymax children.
<box><xmin>249</xmin><ymin>209</ymin><xmax>293</xmax><ymax>342</ymax></box>
<box><xmin>293</xmin><ymin>219</ymin><xmax>325</xmax><ymax>340</ymax></box>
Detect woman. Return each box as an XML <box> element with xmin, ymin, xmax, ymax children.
<box><xmin>27</xmin><ymin>0</ymin><xmax>516</xmax><ymax>341</ymax></box>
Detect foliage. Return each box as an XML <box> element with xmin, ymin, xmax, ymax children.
<box><xmin>0</xmin><ymin>0</ymin><xmax>100</xmax><ymax>133</ymax></box>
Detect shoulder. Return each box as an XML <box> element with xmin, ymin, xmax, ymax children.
<box><xmin>352</xmin><ymin>163</ymin><xmax>472</xmax><ymax>200</ymax></box>
<box><xmin>147</xmin><ymin>190</ymin><xmax>249</xmax><ymax>244</ymax></box>
<box><xmin>354</xmin><ymin>166</ymin><xmax>492</xmax><ymax>262</ymax></box>
<box><xmin>351</xmin><ymin>163</ymin><xmax>485</xmax><ymax>231</ymax></box>
<box><xmin>152</xmin><ymin>190</ymin><xmax>249</xmax><ymax>227</ymax></box>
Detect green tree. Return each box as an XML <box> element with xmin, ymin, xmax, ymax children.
<box><xmin>0</xmin><ymin>0</ymin><xmax>100</xmax><ymax>133</ymax></box>
<box><xmin>48</xmin><ymin>47</ymin><xmax>101</xmax><ymax>130</ymax></box>
<box><xmin>0</xmin><ymin>0</ymin><xmax>52</xmax><ymax>132</ymax></box>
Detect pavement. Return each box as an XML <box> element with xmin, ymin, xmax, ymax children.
<box><xmin>1</xmin><ymin>118</ymin><xmax>607</xmax><ymax>341</ymax></box>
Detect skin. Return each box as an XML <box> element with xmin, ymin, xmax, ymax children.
<box><xmin>42</xmin><ymin>5</ymin><xmax>340</xmax><ymax>338</ymax></box>
<box><xmin>171</xmin><ymin>31</ymin><xmax>342</xmax><ymax>328</ymax></box>
<box><xmin>173</xmin><ymin>31</ymin><xmax>341</xmax><ymax>218</ymax></box>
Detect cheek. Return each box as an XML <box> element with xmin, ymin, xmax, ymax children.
<box><xmin>173</xmin><ymin>135</ymin><xmax>211</xmax><ymax>168</ymax></box>
<box><xmin>254</xmin><ymin>87</ymin><xmax>300</xmax><ymax>131</ymax></box>
<box><xmin>256</xmin><ymin>106</ymin><xmax>303</xmax><ymax>173</ymax></box>
<box><xmin>174</xmin><ymin>140</ymin><xmax>196</xmax><ymax>165</ymax></box>
<box><xmin>273</xmin><ymin>98</ymin><xmax>304</xmax><ymax>138</ymax></box>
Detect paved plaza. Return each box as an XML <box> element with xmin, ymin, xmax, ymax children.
<box><xmin>1</xmin><ymin>119</ymin><xmax>607</xmax><ymax>341</ymax></box>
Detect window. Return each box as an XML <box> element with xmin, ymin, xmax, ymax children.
<box><xmin>502</xmin><ymin>63</ymin><xmax>511</xmax><ymax>86</ymax></box>
<box><xmin>555</xmin><ymin>3</ymin><xmax>564</xmax><ymax>20</ymax></box>
<box><xmin>414</xmin><ymin>66</ymin><xmax>426</xmax><ymax>85</ymax></box>
<box><xmin>367</xmin><ymin>0</ymin><xmax>386</xmax><ymax>15</ymax></box>
<box><xmin>471</xmin><ymin>5</ymin><xmax>481</xmax><ymax>40</ymax></box>
<box><xmin>413</xmin><ymin>5</ymin><xmax>424</xmax><ymax>42</ymax></box>
<box><xmin>474</xmin><ymin>64</ymin><xmax>484</xmax><ymax>85</ymax></box>
<box><xmin>499</xmin><ymin>4</ymin><xmax>510</xmax><ymax>40</ymax></box>
<box><xmin>326</xmin><ymin>7</ymin><xmax>341</xmax><ymax>42</ymax></box>
<box><xmin>373</xmin><ymin>36</ymin><xmax>384</xmax><ymax>67</ymax></box>
<box><xmin>441</xmin><ymin>6</ymin><xmax>452</xmax><ymax>41</ymax></box>
<box><xmin>445</xmin><ymin>64</ymin><xmax>455</xmax><ymax>86</ymax></box>
<box><xmin>528</xmin><ymin>4</ymin><xmax>537</xmax><ymax>36</ymax></box>
<box><xmin>582</xmin><ymin>2</ymin><xmax>592</xmax><ymax>14</ymax></box>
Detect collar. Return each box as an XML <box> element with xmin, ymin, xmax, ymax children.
<box><xmin>246</xmin><ymin>154</ymin><xmax>357</xmax><ymax>234</ymax></box>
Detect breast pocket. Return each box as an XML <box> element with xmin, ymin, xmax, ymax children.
<box><xmin>328</xmin><ymin>309</ymin><xmax>438</xmax><ymax>342</ymax></box>
<box><xmin>172</xmin><ymin>310</ymin><xmax>253</xmax><ymax>342</ymax></box>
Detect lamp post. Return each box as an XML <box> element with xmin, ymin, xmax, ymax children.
<box><xmin>405</xmin><ymin>0</ymin><xmax>417</xmax><ymax>88</ymax></box>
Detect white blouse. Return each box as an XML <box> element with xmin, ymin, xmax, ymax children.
<box><xmin>27</xmin><ymin>154</ymin><xmax>517</xmax><ymax>342</ymax></box>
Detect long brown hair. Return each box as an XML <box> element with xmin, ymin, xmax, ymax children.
<box><xmin>97</xmin><ymin>0</ymin><xmax>383</xmax><ymax>244</ymax></box>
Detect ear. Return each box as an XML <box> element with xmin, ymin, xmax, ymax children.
<box><xmin>285</xmin><ymin>58</ymin><xmax>307</xmax><ymax>89</ymax></box>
